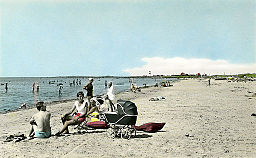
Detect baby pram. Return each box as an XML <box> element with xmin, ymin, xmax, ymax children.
<box><xmin>104</xmin><ymin>100</ymin><xmax>138</xmax><ymax>139</ymax></box>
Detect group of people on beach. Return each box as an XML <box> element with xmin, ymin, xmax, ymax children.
<box><xmin>28</xmin><ymin>78</ymin><xmax>115</xmax><ymax>138</ymax></box>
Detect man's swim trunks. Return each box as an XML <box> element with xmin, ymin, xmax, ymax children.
<box><xmin>35</xmin><ymin>131</ymin><xmax>51</xmax><ymax>138</ymax></box>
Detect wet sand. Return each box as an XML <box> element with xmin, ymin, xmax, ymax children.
<box><xmin>0</xmin><ymin>79</ymin><xmax>255</xmax><ymax>157</ymax></box>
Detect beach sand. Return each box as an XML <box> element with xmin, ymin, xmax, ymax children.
<box><xmin>0</xmin><ymin>79</ymin><xmax>255</xmax><ymax>157</ymax></box>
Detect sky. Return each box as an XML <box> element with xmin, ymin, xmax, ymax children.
<box><xmin>0</xmin><ymin>0</ymin><xmax>255</xmax><ymax>77</ymax></box>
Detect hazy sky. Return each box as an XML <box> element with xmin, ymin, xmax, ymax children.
<box><xmin>0</xmin><ymin>0</ymin><xmax>255</xmax><ymax>77</ymax></box>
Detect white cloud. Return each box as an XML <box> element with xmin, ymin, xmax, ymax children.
<box><xmin>123</xmin><ymin>57</ymin><xmax>256</xmax><ymax>76</ymax></box>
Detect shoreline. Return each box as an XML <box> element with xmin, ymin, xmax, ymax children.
<box><xmin>0</xmin><ymin>83</ymin><xmax>163</xmax><ymax>114</ymax></box>
<box><xmin>0</xmin><ymin>79</ymin><xmax>255</xmax><ymax>157</ymax></box>
<box><xmin>0</xmin><ymin>77</ymin><xmax>174</xmax><ymax>114</ymax></box>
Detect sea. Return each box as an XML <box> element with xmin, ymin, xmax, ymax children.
<box><xmin>0</xmin><ymin>76</ymin><xmax>176</xmax><ymax>113</ymax></box>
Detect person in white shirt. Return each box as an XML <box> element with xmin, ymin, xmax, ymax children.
<box><xmin>106</xmin><ymin>81</ymin><xmax>115</xmax><ymax>112</ymax></box>
<box><xmin>56</xmin><ymin>91</ymin><xmax>87</xmax><ymax>135</ymax></box>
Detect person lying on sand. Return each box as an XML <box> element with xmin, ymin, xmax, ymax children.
<box><xmin>149</xmin><ymin>96</ymin><xmax>166</xmax><ymax>101</ymax></box>
<box><xmin>28</xmin><ymin>101</ymin><xmax>51</xmax><ymax>138</ymax></box>
<box><xmin>56</xmin><ymin>91</ymin><xmax>88</xmax><ymax>135</ymax></box>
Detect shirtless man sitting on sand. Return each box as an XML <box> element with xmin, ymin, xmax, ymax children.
<box><xmin>28</xmin><ymin>101</ymin><xmax>51</xmax><ymax>138</ymax></box>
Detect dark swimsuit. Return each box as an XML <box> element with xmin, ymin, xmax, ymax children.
<box><xmin>86</xmin><ymin>83</ymin><xmax>93</xmax><ymax>97</ymax></box>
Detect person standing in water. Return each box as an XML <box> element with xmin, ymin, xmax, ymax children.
<box><xmin>32</xmin><ymin>82</ymin><xmax>35</xmax><ymax>92</ymax></box>
<box><xmin>58</xmin><ymin>84</ymin><xmax>63</xmax><ymax>96</ymax></box>
<box><xmin>105</xmin><ymin>80</ymin><xmax>107</xmax><ymax>88</ymax></box>
<box><xmin>32</xmin><ymin>82</ymin><xmax>40</xmax><ymax>92</ymax></box>
<box><xmin>5</xmin><ymin>83</ymin><xmax>8</xmax><ymax>92</ymax></box>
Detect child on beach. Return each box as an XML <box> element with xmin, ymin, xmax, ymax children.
<box><xmin>56</xmin><ymin>91</ymin><xmax>88</xmax><ymax>135</ymax></box>
<box><xmin>130</xmin><ymin>83</ymin><xmax>137</xmax><ymax>92</ymax></box>
<box><xmin>28</xmin><ymin>102</ymin><xmax>51</xmax><ymax>138</ymax></box>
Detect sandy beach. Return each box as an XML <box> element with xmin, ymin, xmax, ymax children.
<box><xmin>0</xmin><ymin>79</ymin><xmax>255</xmax><ymax>158</ymax></box>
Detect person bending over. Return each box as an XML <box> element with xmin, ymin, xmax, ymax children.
<box><xmin>29</xmin><ymin>101</ymin><xmax>51</xmax><ymax>138</ymax></box>
<box><xmin>56</xmin><ymin>91</ymin><xmax>87</xmax><ymax>135</ymax></box>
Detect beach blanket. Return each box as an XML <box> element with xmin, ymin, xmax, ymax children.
<box><xmin>134</xmin><ymin>122</ymin><xmax>165</xmax><ymax>133</ymax></box>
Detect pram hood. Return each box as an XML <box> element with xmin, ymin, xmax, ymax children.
<box><xmin>116</xmin><ymin>100</ymin><xmax>138</xmax><ymax>116</ymax></box>
<box><xmin>104</xmin><ymin>100</ymin><xmax>138</xmax><ymax>125</ymax></box>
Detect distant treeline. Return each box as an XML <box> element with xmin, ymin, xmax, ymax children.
<box><xmin>162</xmin><ymin>73</ymin><xmax>256</xmax><ymax>79</ymax></box>
<box><xmin>210</xmin><ymin>73</ymin><xmax>256</xmax><ymax>78</ymax></box>
<box><xmin>237</xmin><ymin>73</ymin><xmax>256</xmax><ymax>78</ymax></box>
<box><xmin>54</xmin><ymin>73</ymin><xmax>256</xmax><ymax>79</ymax></box>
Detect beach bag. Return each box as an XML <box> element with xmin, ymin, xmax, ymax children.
<box><xmin>86</xmin><ymin>121</ymin><xmax>108</xmax><ymax>129</ymax></box>
<box><xmin>134</xmin><ymin>122</ymin><xmax>165</xmax><ymax>133</ymax></box>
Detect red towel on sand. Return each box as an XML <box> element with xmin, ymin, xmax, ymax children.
<box><xmin>134</xmin><ymin>122</ymin><xmax>165</xmax><ymax>133</ymax></box>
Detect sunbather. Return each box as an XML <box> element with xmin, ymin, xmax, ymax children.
<box><xmin>86</xmin><ymin>97</ymin><xmax>106</xmax><ymax>116</ymax></box>
<box><xmin>28</xmin><ymin>101</ymin><xmax>51</xmax><ymax>138</ymax></box>
<box><xmin>85</xmin><ymin>97</ymin><xmax>111</xmax><ymax>121</ymax></box>
<box><xmin>56</xmin><ymin>91</ymin><xmax>88</xmax><ymax>135</ymax></box>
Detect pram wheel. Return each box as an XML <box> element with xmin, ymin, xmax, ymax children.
<box><xmin>104</xmin><ymin>100</ymin><xmax>138</xmax><ymax>139</ymax></box>
<box><xmin>121</xmin><ymin>125</ymin><xmax>136</xmax><ymax>139</ymax></box>
<box><xmin>107</xmin><ymin>125</ymin><xmax>136</xmax><ymax>139</ymax></box>
<box><xmin>107</xmin><ymin>125</ymin><xmax>116</xmax><ymax>139</ymax></box>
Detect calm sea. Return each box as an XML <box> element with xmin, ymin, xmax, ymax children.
<box><xmin>0</xmin><ymin>77</ymin><xmax>176</xmax><ymax>112</ymax></box>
